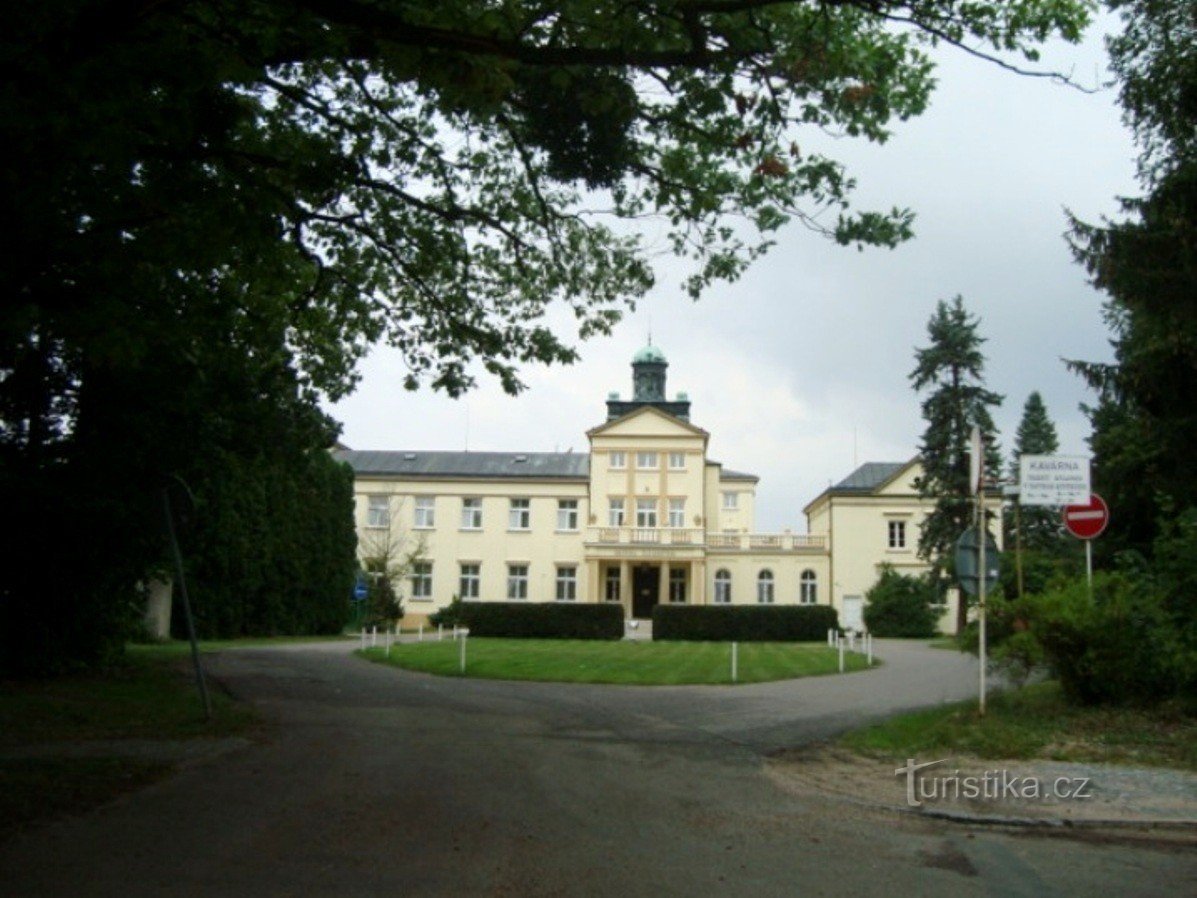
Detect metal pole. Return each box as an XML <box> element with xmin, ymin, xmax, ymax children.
<box><xmin>1085</xmin><ymin>540</ymin><xmax>1093</xmax><ymax>601</ymax></box>
<box><xmin>1015</xmin><ymin>496</ymin><xmax>1024</xmax><ymax>600</ymax></box>
<box><xmin>162</xmin><ymin>490</ymin><xmax>212</xmax><ymax>721</ymax></box>
<box><xmin>978</xmin><ymin>490</ymin><xmax>988</xmax><ymax>717</ymax></box>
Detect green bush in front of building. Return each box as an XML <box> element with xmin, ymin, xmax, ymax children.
<box><xmin>862</xmin><ymin>566</ymin><xmax>940</xmax><ymax>638</ymax></box>
<box><xmin>652</xmin><ymin>605</ymin><xmax>838</xmax><ymax>642</ymax></box>
<box><xmin>455</xmin><ymin>602</ymin><xmax>625</xmax><ymax>639</ymax></box>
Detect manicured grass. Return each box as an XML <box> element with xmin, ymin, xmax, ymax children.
<box><xmin>130</xmin><ymin>634</ymin><xmax>356</xmax><ymax>659</ymax></box>
<box><xmin>927</xmin><ymin>636</ymin><xmax>962</xmax><ymax>651</ymax></box>
<box><xmin>360</xmin><ymin>638</ymin><xmax>872</xmax><ymax>685</ymax></box>
<box><xmin>1</xmin><ymin>648</ymin><xmax>256</xmax><ymax>837</ymax></box>
<box><xmin>840</xmin><ymin>681</ymin><xmax>1197</xmax><ymax>770</ymax></box>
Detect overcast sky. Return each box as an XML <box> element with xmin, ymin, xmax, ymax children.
<box><xmin>328</xmin><ymin>16</ymin><xmax>1138</xmax><ymax>533</ymax></box>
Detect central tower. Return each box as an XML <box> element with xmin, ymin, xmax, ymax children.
<box><xmin>605</xmin><ymin>342</ymin><xmax>692</xmax><ymax>421</ymax></box>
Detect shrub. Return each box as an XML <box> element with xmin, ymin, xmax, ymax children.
<box><xmin>862</xmin><ymin>566</ymin><xmax>939</xmax><ymax>637</ymax></box>
<box><xmin>651</xmin><ymin>605</ymin><xmax>838</xmax><ymax>642</ymax></box>
<box><xmin>1033</xmin><ymin>573</ymin><xmax>1182</xmax><ymax>706</ymax></box>
<box><xmin>455</xmin><ymin>602</ymin><xmax>624</xmax><ymax>639</ymax></box>
<box><xmin>428</xmin><ymin>595</ymin><xmax>465</xmax><ymax>628</ymax></box>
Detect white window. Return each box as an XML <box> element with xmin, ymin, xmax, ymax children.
<box><xmin>668</xmin><ymin>452</ymin><xmax>685</xmax><ymax>470</ymax></box>
<box><xmin>414</xmin><ymin>496</ymin><xmax>436</xmax><ymax>529</ymax></box>
<box><xmin>888</xmin><ymin>520</ymin><xmax>907</xmax><ymax>549</ymax></box>
<box><xmin>605</xmin><ymin>567</ymin><xmax>622</xmax><ymax>602</ymax></box>
<box><xmin>608</xmin><ymin>498</ymin><xmax>625</xmax><ymax>527</ymax></box>
<box><xmin>509</xmin><ymin>498</ymin><xmax>530</xmax><ymax>530</ymax></box>
<box><xmin>668</xmin><ymin>568</ymin><xmax>686</xmax><ymax>603</ymax></box>
<box><xmin>668</xmin><ymin>498</ymin><xmax>685</xmax><ymax>528</ymax></box>
<box><xmin>557</xmin><ymin>499</ymin><xmax>579</xmax><ymax>531</ymax></box>
<box><xmin>800</xmin><ymin>570</ymin><xmax>817</xmax><ymax>604</ymax></box>
<box><xmin>507</xmin><ymin>564</ymin><xmax>529</xmax><ymax>600</ymax></box>
<box><xmin>636</xmin><ymin>451</ymin><xmax>658</xmax><ymax>470</ymax></box>
<box><xmin>757</xmin><ymin>569</ymin><xmax>775</xmax><ymax>604</ymax></box>
<box><xmin>459</xmin><ymin>563</ymin><xmax>480</xmax><ymax>600</ymax></box>
<box><xmin>366</xmin><ymin>495</ymin><xmax>390</xmax><ymax>528</ymax></box>
<box><xmin>722</xmin><ymin>491</ymin><xmax>739</xmax><ymax>510</ymax></box>
<box><xmin>461</xmin><ymin>498</ymin><xmax>482</xmax><ymax>530</ymax></box>
<box><xmin>411</xmin><ymin>562</ymin><xmax>432</xmax><ymax>601</ymax></box>
<box><xmin>609</xmin><ymin>451</ymin><xmax>627</xmax><ymax>470</ymax></box>
<box><xmin>714</xmin><ymin>569</ymin><xmax>731</xmax><ymax>604</ymax></box>
<box><xmin>636</xmin><ymin>498</ymin><xmax>658</xmax><ymax>528</ymax></box>
<box><xmin>556</xmin><ymin>566</ymin><xmax>577</xmax><ymax>601</ymax></box>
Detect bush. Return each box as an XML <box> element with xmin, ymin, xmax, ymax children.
<box><xmin>651</xmin><ymin>605</ymin><xmax>838</xmax><ymax>641</ymax></box>
<box><xmin>862</xmin><ymin>566</ymin><xmax>939</xmax><ymax>637</ymax></box>
<box><xmin>455</xmin><ymin>602</ymin><xmax>624</xmax><ymax>639</ymax></box>
<box><xmin>1033</xmin><ymin>572</ymin><xmax>1182</xmax><ymax>706</ymax></box>
<box><xmin>428</xmin><ymin>596</ymin><xmax>465</xmax><ymax>628</ymax></box>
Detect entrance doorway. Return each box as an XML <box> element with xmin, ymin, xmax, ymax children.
<box><xmin>632</xmin><ymin>565</ymin><xmax>659</xmax><ymax>619</ymax></box>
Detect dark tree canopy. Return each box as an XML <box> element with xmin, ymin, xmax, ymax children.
<box><xmin>1067</xmin><ymin>0</ymin><xmax>1197</xmax><ymax>562</ymax></box>
<box><xmin>1010</xmin><ymin>391</ymin><xmax>1064</xmax><ymax>552</ymax></box>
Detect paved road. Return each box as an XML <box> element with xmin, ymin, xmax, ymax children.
<box><xmin>2</xmin><ymin>640</ymin><xmax>1193</xmax><ymax>896</ymax></box>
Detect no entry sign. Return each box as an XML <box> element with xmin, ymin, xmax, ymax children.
<box><xmin>1063</xmin><ymin>493</ymin><xmax>1109</xmax><ymax>540</ymax></box>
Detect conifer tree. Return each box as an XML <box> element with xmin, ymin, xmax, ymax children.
<box><xmin>910</xmin><ymin>296</ymin><xmax>1003</xmax><ymax>632</ymax></box>
<box><xmin>1009</xmin><ymin>391</ymin><xmax>1064</xmax><ymax>552</ymax></box>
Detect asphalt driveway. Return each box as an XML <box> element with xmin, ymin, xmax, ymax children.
<box><xmin>1</xmin><ymin>639</ymin><xmax>1192</xmax><ymax>896</ymax></box>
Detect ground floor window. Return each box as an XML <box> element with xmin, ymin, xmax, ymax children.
<box><xmin>757</xmin><ymin>569</ymin><xmax>774</xmax><ymax>604</ymax></box>
<box><xmin>800</xmin><ymin>569</ymin><xmax>817</xmax><ymax>604</ymax></box>
<box><xmin>714</xmin><ymin>569</ymin><xmax>731</xmax><ymax>604</ymax></box>
<box><xmin>605</xmin><ymin>567</ymin><xmax>621</xmax><ymax>602</ymax></box>
<box><xmin>668</xmin><ymin>568</ymin><xmax>686</xmax><ymax>603</ymax></box>
<box><xmin>459</xmin><ymin>563</ymin><xmax>480</xmax><ymax>600</ymax></box>
<box><xmin>507</xmin><ymin>564</ymin><xmax>529</xmax><ymax>600</ymax></box>
<box><xmin>411</xmin><ymin>562</ymin><xmax>433</xmax><ymax>601</ymax></box>
<box><xmin>556</xmin><ymin>566</ymin><xmax>577</xmax><ymax>601</ymax></box>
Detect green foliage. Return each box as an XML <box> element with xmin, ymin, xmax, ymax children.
<box><xmin>1067</xmin><ymin>0</ymin><xmax>1197</xmax><ymax>563</ymax></box>
<box><xmin>456</xmin><ymin>602</ymin><xmax>624</xmax><ymax>640</ymax></box>
<box><xmin>652</xmin><ymin>605</ymin><xmax>838</xmax><ymax>642</ymax></box>
<box><xmin>1009</xmin><ymin>392</ymin><xmax>1066</xmax><ymax>553</ymax></box>
<box><xmin>862</xmin><ymin>566</ymin><xmax>940</xmax><ymax>638</ymax></box>
<box><xmin>0</xmin><ymin>1</ymin><xmax>1094</xmax><ymax>673</ymax></box>
<box><xmin>429</xmin><ymin>596</ymin><xmax>466</xmax><ymax>629</ymax></box>
<box><xmin>909</xmin><ymin>295</ymin><xmax>1003</xmax><ymax>628</ymax></box>
<box><xmin>171</xmin><ymin>449</ymin><xmax>356</xmax><ymax>640</ymax></box>
<box><xmin>1033</xmin><ymin>573</ymin><xmax>1183</xmax><ymax>706</ymax></box>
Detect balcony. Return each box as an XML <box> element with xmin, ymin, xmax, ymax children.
<box><xmin>585</xmin><ymin>528</ymin><xmax>826</xmax><ymax>552</ymax></box>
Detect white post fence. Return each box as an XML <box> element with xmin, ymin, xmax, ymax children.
<box><xmin>459</xmin><ymin>635</ymin><xmax>467</xmax><ymax>673</ymax></box>
<box><xmin>731</xmin><ymin>642</ymin><xmax>738</xmax><ymax>683</ymax></box>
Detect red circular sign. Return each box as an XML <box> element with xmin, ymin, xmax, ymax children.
<box><xmin>1063</xmin><ymin>493</ymin><xmax>1109</xmax><ymax>540</ymax></box>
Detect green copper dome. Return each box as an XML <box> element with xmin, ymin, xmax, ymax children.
<box><xmin>632</xmin><ymin>343</ymin><xmax>667</xmax><ymax>365</ymax></box>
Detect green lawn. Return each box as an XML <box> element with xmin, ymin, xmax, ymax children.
<box><xmin>840</xmin><ymin>682</ymin><xmax>1197</xmax><ymax>770</ymax></box>
<box><xmin>1</xmin><ymin>647</ymin><xmax>256</xmax><ymax>837</ymax></box>
<box><xmin>359</xmin><ymin>638</ymin><xmax>872</xmax><ymax>685</ymax></box>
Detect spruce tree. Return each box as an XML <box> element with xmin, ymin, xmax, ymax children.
<box><xmin>910</xmin><ymin>296</ymin><xmax>1003</xmax><ymax>632</ymax></box>
<box><xmin>1010</xmin><ymin>392</ymin><xmax>1064</xmax><ymax>552</ymax></box>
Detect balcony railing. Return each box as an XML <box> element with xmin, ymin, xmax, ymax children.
<box><xmin>586</xmin><ymin>528</ymin><xmax>826</xmax><ymax>552</ymax></box>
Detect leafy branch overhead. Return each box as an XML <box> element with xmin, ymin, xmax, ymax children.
<box><xmin>5</xmin><ymin>0</ymin><xmax>1092</xmax><ymax>404</ymax></box>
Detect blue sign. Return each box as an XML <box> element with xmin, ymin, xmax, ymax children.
<box><xmin>353</xmin><ymin>576</ymin><xmax>369</xmax><ymax>602</ymax></box>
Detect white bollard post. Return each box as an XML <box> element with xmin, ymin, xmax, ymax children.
<box><xmin>438</xmin><ymin>624</ymin><xmax>443</xmax><ymax>642</ymax></box>
<box><xmin>371</xmin><ymin>625</ymin><xmax>377</xmax><ymax>648</ymax></box>
<box><xmin>731</xmin><ymin>642</ymin><xmax>738</xmax><ymax>684</ymax></box>
<box><xmin>838</xmin><ymin>636</ymin><xmax>845</xmax><ymax>673</ymax></box>
<box><xmin>459</xmin><ymin>634</ymin><xmax>466</xmax><ymax>674</ymax></box>
<box><xmin>827</xmin><ymin>628</ymin><xmax>833</xmax><ymax>647</ymax></box>
<box><xmin>360</xmin><ymin>627</ymin><xmax>366</xmax><ymax>651</ymax></box>
<box><xmin>867</xmin><ymin>633</ymin><xmax>873</xmax><ymax>666</ymax></box>
<box><xmin>386</xmin><ymin>627</ymin><xmax>392</xmax><ymax>657</ymax></box>
<box><xmin>418</xmin><ymin>625</ymin><xmax>423</xmax><ymax>642</ymax></box>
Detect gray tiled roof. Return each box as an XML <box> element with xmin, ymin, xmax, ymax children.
<box><xmin>334</xmin><ymin>449</ymin><xmax>590</xmax><ymax>480</ymax></box>
<box><xmin>720</xmin><ymin>468</ymin><xmax>760</xmax><ymax>482</ymax></box>
<box><xmin>834</xmin><ymin>461</ymin><xmax>909</xmax><ymax>491</ymax></box>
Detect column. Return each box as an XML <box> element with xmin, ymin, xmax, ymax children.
<box><xmin>586</xmin><ymin>560</ymin><xmax>600</xmax><ymax>605</ymax></box>
<box><xmin>659</xmin><ymin>561</ymin><xmax>669</xmax><ymax>606</ymax></box>
<box><xmin>692</xmin><ymin>559</ymin><xmax>706</xmax><ymax>606</ymax></box>
<box><xmin>619</xmin><ymin>559</ymin><xmax>631</xmax><ymax>617</ymax></box>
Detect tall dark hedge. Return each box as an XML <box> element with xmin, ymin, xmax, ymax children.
<box><xmin>456</xmin><ymin>602</ymin><xmax>624</xmax><ymax>639</ymax></box>
<box><xmin>172</xmin><ymin>450</ymin><xmax>357</xmax><ymax>639</ymax></box>
<box><xmin>652</xmin><ymin>605</ymin><xmax>839</xmax><ymax>641</ymax></box>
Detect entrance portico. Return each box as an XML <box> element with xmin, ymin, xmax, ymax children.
<box><xmin>586</xmin><ymin>557</ymin><xmax>707</xmax><ymax>619</ymax></box>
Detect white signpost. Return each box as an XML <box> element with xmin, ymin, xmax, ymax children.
<box><xmin>1019</xmin><ymin>455</ymin><xmax>1090</xmax><ymax>506</ymax></box>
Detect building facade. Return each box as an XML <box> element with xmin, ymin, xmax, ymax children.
<box><xmin>336</xmin><ymin>346</ymin><xmax>990</xmax><ymax>633</ymax></box>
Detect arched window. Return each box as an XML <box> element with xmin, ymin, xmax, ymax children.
<box><xmin>800</xmin><ymin>569</ymin><xmax>817</xmax><ymax>604</ymax></box>
<box><xmin>714</xmin><ymin>569</ymin><xmax>731</xmax><ymax>604</ymax></box>
<box><xmin>757</xmin><ymin>569</ymin><xmax>774</xmax><ymax>604</ymax></box>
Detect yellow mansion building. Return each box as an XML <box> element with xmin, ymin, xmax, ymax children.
<box><xmin>335</xmin><ymin>346</ymin><xmax>972</xmax><ymax>632</ymax></box>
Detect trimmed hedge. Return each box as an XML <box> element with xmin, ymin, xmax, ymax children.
<box><xmin>457</xmin><ymin>602</ymin><xmax>624</xmax><ymax>640</ymax></box>
<box><xmin>652</xmin><ymin>605</ymin><xmax>839</xmax><ymax>642</ymax></box>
